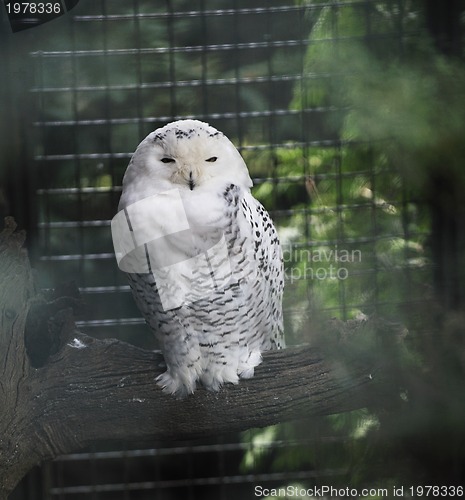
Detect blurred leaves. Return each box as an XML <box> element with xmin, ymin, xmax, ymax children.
<box><xmin>3</xmin><ymin>0</ymin><xmax>465</xmax><ymax>490</ymax></box>
<box><xmin>241</xmin><ymin>0</ymin><xmax>465</xmax><ymax>491</ymax></box>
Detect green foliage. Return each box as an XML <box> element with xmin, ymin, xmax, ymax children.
<box><xmin>252</xmin><ymin>141</ymin><xmax>430</xmax><ymax>340</ymax></box>
<box><xmin>242</xmin><ymin>308</ymin><xmax>465</xmax><ymax>488</ymax></box>
<box><xmin>241</xmin><ymin>0</ymin><xmax>465</xmax><ymax>491</ymax></box>
<box><xmin>3</xmin><ymin>0</ymin><xmax>464</xmax><ymax>490</ymax></box>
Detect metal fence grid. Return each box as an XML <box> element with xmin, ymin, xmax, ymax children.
<box><xmin>29</xmin><ymin>0</ymin><xmax>429</xmax><ymax>345</ymax></box>
<box><xmin>6</xmin><ymin>0</ymin><xmax>432</xmax><ymax>497</ymax></box>
<box><xmin>31</xmin><ymin>0</ymin><xmax>318</xmax><ymax>348</ymax></box>
<box><xmin>39</xmin><ymin>430</ymin><xmax>350</xmax><ymax>500</ymax></box>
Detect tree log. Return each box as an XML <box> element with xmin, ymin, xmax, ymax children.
<box><xmin>0</xmin><ymin>218</ymin><xmax>387</xmax><ymax>499</ymax></box>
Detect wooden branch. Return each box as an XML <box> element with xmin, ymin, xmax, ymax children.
<box><xmin>0</xmin><ymin>218</ymin><xmax>388</xmax><ymax>499</ymax></box>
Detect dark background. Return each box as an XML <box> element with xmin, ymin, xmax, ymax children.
<box><xmin>1</xmin><ymin>0</ymin><xmax>464</xmax><ymax>498</ymax></box>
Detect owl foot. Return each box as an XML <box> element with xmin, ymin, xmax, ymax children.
<box><xmin>156</xmin><ymin>370</ymin><xmax>197</xmax><ymax>399</ymax></box>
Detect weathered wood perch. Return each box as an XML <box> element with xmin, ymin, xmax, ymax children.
<box><xmin>0</xmin><ymin>217</ymin><xmax>391</xmax><ymax>499</ymax></box>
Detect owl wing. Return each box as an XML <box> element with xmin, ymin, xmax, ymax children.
<box><xmin>232</xmin><ymin>186</ymin><xmax>285</xmax><ymax>350</ymax></box>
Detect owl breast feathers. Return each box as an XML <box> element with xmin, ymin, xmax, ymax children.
<box><xmin>114</xmin><ymin>119</ymin><xmax>284</xmax><ymax>397</ymax></box>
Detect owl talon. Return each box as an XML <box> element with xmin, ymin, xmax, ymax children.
<box><xmin>156</xmin><ymin>371</ymin><xmax>196</xmax><ymax>398</ymax></box>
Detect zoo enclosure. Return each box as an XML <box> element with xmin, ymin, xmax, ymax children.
<box><xmin>1</xmin><ymin>0</ymin><xmax>460</xmax><ymax>498</ymax></box>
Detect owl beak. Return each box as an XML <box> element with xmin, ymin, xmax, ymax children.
<box><xmin>188</xmin><ymin>171</ymin><xmax>195</xmax><ymax>191</ymax></box>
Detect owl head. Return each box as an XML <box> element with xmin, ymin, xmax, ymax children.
<box><xmin>119</xmin><ymin>120</ymin><xmax>253</xmax><ymax>210</ymax></box>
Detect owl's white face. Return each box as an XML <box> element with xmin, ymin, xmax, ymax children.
<box><xmin>119</xmin><ymin>120</ymin><xmax>253</xmax><ymax>210</ymax></box>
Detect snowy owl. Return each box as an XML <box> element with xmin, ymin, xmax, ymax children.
<box><xmin>112</xmin><ymin>119</ymin><xmax>284</xmax><ymax>397</ymax></box>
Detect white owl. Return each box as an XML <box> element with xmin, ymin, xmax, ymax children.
<box><xmin>113</xmin><ymin>119</ymin><xmax>284</xmax><ymax>397</ymax></box>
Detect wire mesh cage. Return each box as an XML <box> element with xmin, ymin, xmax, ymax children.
<box><xmin>3</xmin><ymin>0</ymin><xmax>464</xmax><ymax>498</ymax></box>
<box><xmin>27</xmin><ymin>0</ymin><xmax>429</xmax><ymax>346</ymax></box>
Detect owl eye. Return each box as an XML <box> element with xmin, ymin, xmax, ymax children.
<box><xmin>206</xmin><ymin>157</ymin><xmax>218</xmax><ymax>162</ymax></box>
<box><xmin>160</xmin><ymin>157</ymin><xmax>175</xmax><ymax>163</ymax></box>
